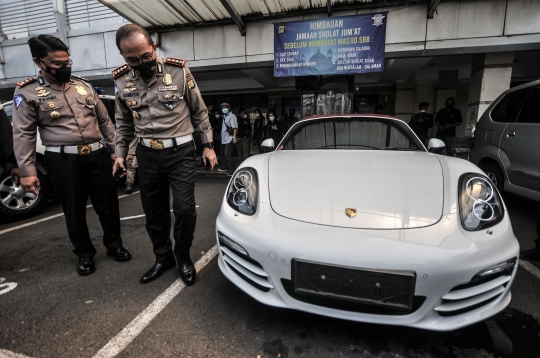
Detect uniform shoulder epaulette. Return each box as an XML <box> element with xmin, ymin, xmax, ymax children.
<box><xmin>112</xmin><ymin>64</ymin><xmax>129</xmax><ymax>79</ymax></box>
<box><xmin>165</xmin><ymin>57</ymin><xmax>186</xmax><ymax>67</ymax></box>
<box><xmin>16</xmin><ymin>78</ymin><xmax>36</xmax><ymax>87</ymax></box>
<box><xmin>71</xmin><ymin>75</ymin><xmax>90</xmax><ymax>82</ymax></box>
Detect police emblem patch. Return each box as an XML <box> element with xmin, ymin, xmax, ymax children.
<box><xmin>76</xmin><ymin>86</ymin><xmax>88</xmax><ymax>95</ymax></box>
<box><xmin>14</xmin><ymin>94</ymin><xmax>24</xmax><ymax>108</ymax></box>
<box><xmin>163</xmin><ymin>74</ymin><xmax>172</xmax><ymax>86</ymax></box>
<box><xmin>372</xmin><ymin>13</ymin><xmax>385</xmax><ymax>26</ymax></box>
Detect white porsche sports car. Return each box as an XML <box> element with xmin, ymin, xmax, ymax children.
<box><xmin>215</xmin><ymin>114</ymin><xmax>519</xmax><ymax>331</ymax></box>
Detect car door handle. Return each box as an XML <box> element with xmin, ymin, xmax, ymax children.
<box><xmin>507</xmin><ymin>131</ymin><xmax>516</xmax><ymax>137</ymax></box>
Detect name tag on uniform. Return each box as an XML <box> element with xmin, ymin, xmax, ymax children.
<box><xmin>38</xmin><ymin>96</ymin><xmax>58</xmax><ymax>102</ymax></box>
<box><xmin>158</xmin><ymin>86</ymin><xmax>178</xmax><ymax>92</ymax></box>
<box><xmin>124</xmin><ymin>91</ymin><xmax>141</xmax><ymax>98</ymax></box>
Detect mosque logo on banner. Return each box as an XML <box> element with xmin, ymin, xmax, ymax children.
<box><xmin>274</xmin><ymin>13</ymin><xmax>387</xmax><ymax>77</ymax></box>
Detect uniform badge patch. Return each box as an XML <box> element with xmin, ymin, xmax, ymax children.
<box><xmin>158</xmin><ymin>85</ymin><xmax>178</xmax><ymax>92</ymax></box>
<box><xmin>186</xmin><ymin>73</ymin><xmax>196</xmax><ymax>90</ymax></box>
<box><xmin>163</xmin><ymin>74</ymin><xmax>172</xmax><ymax>85</ymax></box>
<box><xmin>36</xmin><ymin>87</ymin><xmax>51</xmax><ymax>97</ymax></box>
<box><xmin>50</xmin><ymin>111</ymin><xmax>61</xmax><ymax>119</ymax></box>
<box><xmin>163</xmin><ymin>102</ymin><xmax>178</xmax><ymax>110</ymax></box>
<box><xmin>14</xmin><ymin>94</ymin><xmax>24</xmax><ymax>108</ymax></box>
<box><xmin>76</xmin><ymin>86</ymin><xmax>88</xmax><ymax>95</ymax></box>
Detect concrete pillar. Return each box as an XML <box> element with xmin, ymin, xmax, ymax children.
<box><xmin>394</xmin><ymin>76</ymin><xmax>415</xmax><ymax>122</ymax></box>
<box><xmin>467</xmin><ymin>52</ymin><xmax>513</xmax><ymax>134</ymax></box>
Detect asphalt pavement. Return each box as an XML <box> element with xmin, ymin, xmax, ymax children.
<box><xmin>0</xmin><ymin>173</ymin><xmax>539</xmax><ymax>358</ymax></box>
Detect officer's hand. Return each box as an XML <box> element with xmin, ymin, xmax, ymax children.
<box><xmin>112</xmin><ymin>157</ymin><xmax>126</xmax><ymax>178</ymax></box>
<box><xmin>110</xmin><ymin>153</ymin><xmax>116</xmax><ymax>165</ymax></box>
<box><xmin>20</xmin><ymin>176</ymin><xmax>40</xmax><ymax>195</ymax></box>
<box><xmin>202</xmin><ymin>148</ymin><xmax>218</xmax><ymax>170</ymax></box>
<box><xmin>10</xmin><ymin>168</ymin><xmax>19</xmax><ymax>186</ymax></box>
<box><xmin>126</xmin><ymin>155</ymin><xmax>134</xmax><ymax>167</ymax></box>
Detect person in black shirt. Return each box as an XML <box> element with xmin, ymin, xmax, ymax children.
<box><xmin>253</xmin><ymin>108</ymin><xmax>266</xmax><ymax>153</ymax></box>
<box><xmin>283</xmin><ymin>107</ymin><xmax>299</xmax><ymax>133</ymax></box>
<box><xmin>409</xmin><ymin>102</ymin><xmax>433</xmax><ymax>145</ymax></box>
<box><xmin>435</xmin><ymin>97</ymin><xmax>462</xmax><ymax>155</ymax></box>
<box><xmin>236</xmin><ymin>107</ymin><xmax>252</xmax><ymax>163</ymax></box>
<box><xmin>265</xmin><ymin>109</ymin><xmax>283</xmax><ymax>144</ymax></box>
<box><xmin>0</xmin><ymin>104</ymin><xmax>18</xmax><ymax>177</ymax></box>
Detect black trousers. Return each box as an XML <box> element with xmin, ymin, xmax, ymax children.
<box><xmin>224</xmin><ymin>142</ymin><xmax>236</xmax><ymax>175</ymax></box>
<box><xmin>136</xmin><ymin>141</ymin><xmax>197</xmax><ymax>264</ymax></box>
<box><xmin>44</xmin><ymin>148</ymin><xmax>122</xmax><ymax>258</ymax></box>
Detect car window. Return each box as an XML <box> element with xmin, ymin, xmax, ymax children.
<box><xmin>281</xmin><ymin>117</ymin><xmax>424</xmax><ymax>151</ymax></box>
<box><xmin>2</xmin><ymin>103</ymin><xmax>13</xmax><ymax>122</ymax></box>
<box><xmin>516</xmin><ymin>88</ymin><xmax>540</xmax><ymax>124</ymax></box>
<box><xmin>491</xmin><ymin>87</ymin><xmax>531</xmax><ymax>123</ymax></box>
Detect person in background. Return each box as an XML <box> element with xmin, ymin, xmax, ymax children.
<box><xmin>206</xmin><ymin>103</ymin><xmax>214</xmax><ymax>115</ymax></box>
<box><xmin>409</xmin><ymin>102</ymin><xmax>433</xmax><ymax>145</ymax></box>
<box><xmin>265</xmin><ymin>109</ymin><xmax>283</xmax><ymax>144</ymax></box>
<box><xmin>253</xmin><ymin>108</ymin><xmax>265</xmax><ymax>153</ymax></box>
<box><xmin>435</xmin><ymin>97</ymin><xmax>462</xmax><ymax>155</ymax></box>
<box><xmin>236</xmin><ymin>107</ymin><xmax>251</xmax><ymax>163</ymax></box>
<box><xmin>219</xmin><ymin>103</ymin><xmax>237</xmax><ymax>176</ymax></box>
<box><xmin>353</xmin><ymin>106</ymin><xmax>360</xmax><ymax>114</ymax></box>
<box><xmin>375</xmin><ymin>105</ymin><xmax>384</xmax><ymax>114</ymax></box>
<box><xmin>125</xmin><ymin>137</ymin><xmax>138</xmax><ymax>193</ymax></box>
<box><xmin>283</xmin><ymin>107</ymin><xmax>299</xmax><ymax>133</ymax></box>
<box><xmin>210</xmin><ymin>109</ymin><xmax>222</xmax><ymax>163</ymax></box>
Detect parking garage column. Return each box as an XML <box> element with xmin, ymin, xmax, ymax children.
<box><xmin>467</xmin><ymin>52</ymin><xmax>514</xmax><ymax>132</ymax></box>
<box><xmin>394</xmin><ymin>76</ymin><xmax>415</xmax><ymax>122</ymax></box>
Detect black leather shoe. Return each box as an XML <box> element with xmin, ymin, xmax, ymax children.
<box><xmin>179</xmin><ymin>257</ymin><xmax>196</xmax><ymax>286</ymax></box>
<box><xmin>140</xmin><ymin>262</ymin><xmax>176</xmax><ymax>284</ymax></box>
<box><xmin>106</xmin><ymin>246</ymin><xmax>132</xmax><ymax>262</ymax></box>
<box><xmin>77</xmin><ymin>257</ymin><xmax>95</xmax><ymax>276</ymax></box>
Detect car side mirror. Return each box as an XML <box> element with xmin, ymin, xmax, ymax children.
<box><xmin>427</xmin><ymin>138</ymin><xmax>445</xmax><ymax>154</ymax></box>
<box><xmin>260</xmin><ymin>138</ymin><xmax>275</xmax><ymax>153</ymax></box>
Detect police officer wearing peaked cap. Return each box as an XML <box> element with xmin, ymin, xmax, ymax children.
<box><xmin>112</xmin><ymin>24</ymin><xmax>217</xmax><ymax>285</ymax></box>
<box><xmin>12</xmin><ymin>35</ymin><xmax>131</xmax><ymax>276</ymax></box>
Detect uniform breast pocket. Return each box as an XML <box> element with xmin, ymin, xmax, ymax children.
<box><xmin>158</xmin><ymin>93</ymin><xmax>181</xmax><ymax>110</ymax></box>
<box><xmin>76</xmin><ymin>96</ymin><xmax>98</xmax><ymax>116</ymax></box>
<box><xmin>38</xmin><ymin>101</ymin><xmax>67</xmax><ymax>125</ymax></box>
<box><xmin>123</xmin><ymin>94</ymin><xmax>142</xmax><ymax>109</ymax></box>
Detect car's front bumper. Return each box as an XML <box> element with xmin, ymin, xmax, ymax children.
<box><xmin>216</xmin><ymin>201</ymin><xmax>519</xmax><ymax>331</ymax></box>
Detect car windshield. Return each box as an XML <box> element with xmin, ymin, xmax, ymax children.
<box><xmin>279</xmin><ymin>116</ymin><xmax>425</xmax><ymax>151</ymax></box>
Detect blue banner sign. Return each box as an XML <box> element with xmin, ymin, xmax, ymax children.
<box><xmin>274</xmin><ymin>13</ymin><xmax>387</xmax><ymax>77</ymax></box>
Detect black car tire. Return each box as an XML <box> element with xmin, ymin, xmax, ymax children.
<box><xmin>480</xmin><ymin>162</ymin><xmax>504</xmax><ymax>193</ymax></box>
<box><xmin>0</xmin><ymin>169</ymin><xmax>49</xmax><ymax>220</ymax></box>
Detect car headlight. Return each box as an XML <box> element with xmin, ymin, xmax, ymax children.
<box><xmin>458</xmin><ymin>173</ymin><xmax>504</xmax><ymax>231</ymax></box>
<box><xmin>226</xmin><ymin>168</ymin><xmax>258</xmax><ymax>216</ymax></box>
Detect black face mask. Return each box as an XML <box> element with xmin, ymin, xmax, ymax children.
<box><xmin>132</xmin><ymin>59</ymin><xmax>156</xmax><ymax>79</ymax></box>
<box><xmin>446</xmin><ymin>104</ymin><xmax>454</xmax><ymax>109</ymax></box>
<box><xmin>45</xmin><ymin>64</ymin><xmax>72</xmax><ymax>83</ymax></box>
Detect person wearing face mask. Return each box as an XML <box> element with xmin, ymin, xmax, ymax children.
<box><xmin>409</xmin><ymin>102</ymin><xmax>433</xmax><ymax>145</ymax></box>
<box><xmin>218</xmin><ymin>103</ymin><xmax>238</xmax><ymax>176</ymax></box>
<box><xmin>435</xmin><ymin>97</ymin><xmax>462</xmax><ymax>155</ymax></box>
<box><xmin>12</xmin><ymin>34</ymin><xmax>130</xmax><ymax>276</ymax></box>
<box><xmin>236</xmin><ymin>108</ymin><xmax>252</xmax><ymax>163</ymax></box>
<box><xmin>112</xmin><ymin>24</ymin><xmax>216</xmax><ymax>285</ymax></box>
<box><xmin>265</xmin><ymin>109</ymin><xmax>284</xmax><ymax>144</ymax></box>
<box><xmin>209</xmin><ymin>109</ymin><xmax>222</xmax><ymax>161</ymax></box>
<box><xmin>252</xmin><ymin>108</ymin><xmax>266</xmax><ymax>153</ymax></box>
<box><xmin>283</xmin><ymin>107</ymin><xmax>299</xmax><ymax>133</ymax></box>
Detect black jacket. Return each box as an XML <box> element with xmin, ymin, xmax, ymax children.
<box><xmin>253</xmin><ymin>116</ymin><xmax>266</xmax><ymax>141</ymax></box>
<box><xmin>435</xmin><ymin>107</ymin><xmax>462</xmax><ymax>137</ymax></box>
<box><xmin>409</xmin><ymin>112</ymin><xmax>433</xmax><ymax>140</ymax></box>
<box><xmin>237</xmin><ymin>115</ymin><xmax>252</xmax><ymax>138</ymax></box>
<box><xmin>265</xmin><ymin>119</ymin><xmax>284</xmax><ymax>143</ymax></box>
<box><xmin>0</xmin><ymin>108</ymin><xmax>17</xmax><ymax>168</ymax></box>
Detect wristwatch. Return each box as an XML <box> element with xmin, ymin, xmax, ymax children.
<box><xmin>202</xmin><ymin>141</ymin><xmax>214</xmax><ymax>149</ymax></box>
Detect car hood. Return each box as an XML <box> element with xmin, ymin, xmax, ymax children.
<box><xmin>268</xmin><ymin>150</ymin><xmax>443</xmax><ymax>229</ymax></box>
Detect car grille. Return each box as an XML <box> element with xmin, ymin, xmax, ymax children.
<box><xmin>220</xmin><ymin>245</ymin><xmax>273</xmax><ymax>292</ymax></box>
<box><xmin>434</xmin><ymin>271</ymin><xmax>512</xmax><ymax>317</ymax></box>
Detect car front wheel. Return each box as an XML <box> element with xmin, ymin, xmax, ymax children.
<box><xmin>0</xmin><ymin>170</ymin><xmax>49</xmax><ymax>220</ymax></box>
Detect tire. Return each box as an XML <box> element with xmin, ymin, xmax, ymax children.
<box><xmin>0</xmin><ymin>169</ymin><xmax>49</xmax><ymax>220</ymax></box>
<box><xmin>480</xmin><ymin>162</ymin><xmax>504</xmax><ymax>193</ymax></box>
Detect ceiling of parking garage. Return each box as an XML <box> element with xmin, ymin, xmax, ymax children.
<box><xmin>98</xmin><ymin>0</ymin><xmax>427</xmax><ymax>30</ymax></box>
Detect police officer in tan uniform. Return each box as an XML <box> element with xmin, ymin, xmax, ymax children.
<box><xmin>12</xmin><ymin>35</ymin><xmax>130</xmax><ymax>276</ymax></box>
<box><xmin>112</xmin><ymin>24</ymin><xmax>217</xmax><ymax>285</ymax></box>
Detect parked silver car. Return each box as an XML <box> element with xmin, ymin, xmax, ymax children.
<box><xmin>470</xmin><ymin>79</ymin><xmax>540</xmax><ymax>201</ymax></box>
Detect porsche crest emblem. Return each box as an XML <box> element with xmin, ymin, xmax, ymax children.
<box><xmin>345</xmin><ymin>208</ymin><xmax>357</xmax><ymax>218</ymax></box>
